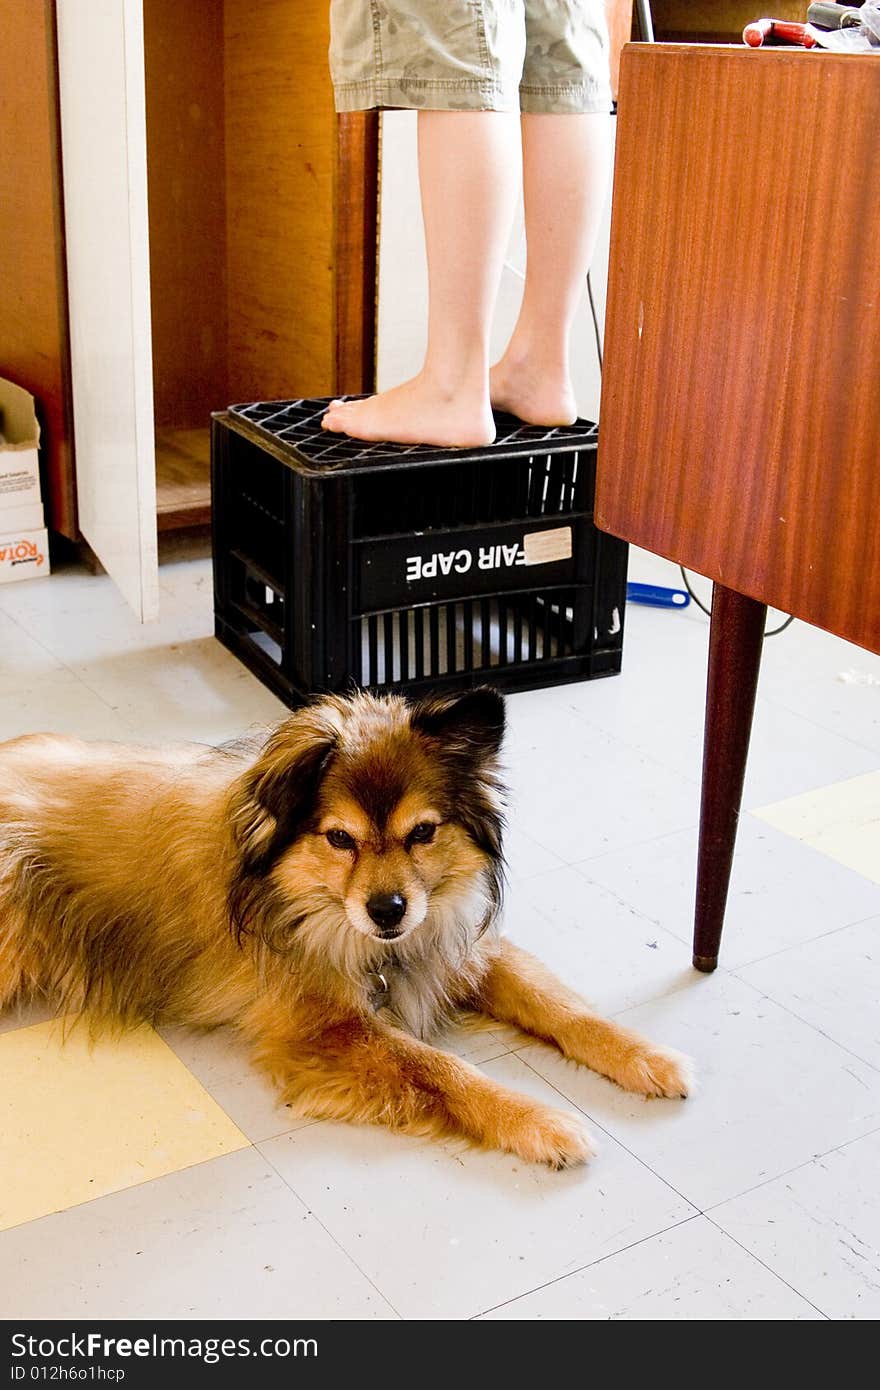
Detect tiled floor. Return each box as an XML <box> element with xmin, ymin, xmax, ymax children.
<box><xmin>1</xmin><ymin>546</ymin><xmax>879</xmax><ymax>1320</ymax></box>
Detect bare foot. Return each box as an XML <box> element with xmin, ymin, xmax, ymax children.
<box><xmin>490</xmin><ymin>354</ymin><xmax>578</xmax><ymax>427</ymax></box>
<box><xmin>321</xmin><ymin>374</ymin><xmax>495</xmax><ymax>448</ymax></box>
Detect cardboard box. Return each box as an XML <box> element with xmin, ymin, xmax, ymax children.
<box><xmin>0</xmin><ymin>527</ymin><xmax>50</xmax><ymax>584</ymax></box>
<box><xmin>0</xmin><ymin>378</ymin><xmax>44</xmax><ymax>525</ymax></box>
<box><xmin>0</xmin><ymin>502</ymin><xmax>44</xmax><ymax>533</ymax></box>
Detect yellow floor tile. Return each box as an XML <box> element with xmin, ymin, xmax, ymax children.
<box><xmin>753</xmin><ymin>770</ymin><xmax>880</xmax><ymax>886</ymax></box>
<box><xmin>0</xmin><ymin>1018</ymin><xmax>249</xmax><ymax>1232</ymax></box>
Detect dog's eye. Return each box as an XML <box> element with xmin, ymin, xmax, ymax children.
<box><xmin>326</xmin><ymin>829</ymin><xmax>356</xmax><ymax>851</ymax></box>
<box><xmin>407</xmin><ymin>822</ymin><xmax>437</xmax><ymax>847</ymax></box>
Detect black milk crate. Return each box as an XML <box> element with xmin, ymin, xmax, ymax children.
<box><xmin>211</xmin><ymin>397</ymin><xmax>628</xmax><ymax>706</ymax></box>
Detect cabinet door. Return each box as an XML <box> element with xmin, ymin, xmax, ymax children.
<box><xmin>56</xmin><ymin>0</ymin><xmax>159</xmax><ymax>621</ymax></box>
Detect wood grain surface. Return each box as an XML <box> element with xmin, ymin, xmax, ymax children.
<box><xmin>0</xmin><ymin>0</ymin><xmax>75</xmax><ymax>537</ymax></box>
<box><xmin>335</xmin><ymin>112</ymin><xmax>379</xmax><ymax>396</ymax></box>
<box><xmin>651</xmin><ymin>2</ymin><xmax>805</xmax><ymax>43</ymax></box>
<box><xmin>224</xmin><ymin>0</ymin><xmax>338</xmax><ymax>403</ymax></box>
<box><xmin>596</xmin><ymin>44</ymin><xmax>880</xmax><ymax>655</ymax></box>
<box><xmin>144</xmin><ymin>1</ymin><xmax>228</xmax><ymax>431</ymax></box>
<box><xmin>155</xmin><ymin>426</ymin><xmax>211</xmax><ymax>530</ymax></box>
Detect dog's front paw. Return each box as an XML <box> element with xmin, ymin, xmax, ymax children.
<box><xmin>513</xmin><ymin>1105</ymin><xmax>597</xmax><ymax>1169</ymax></box>
<box><xmin>618</xmin><ymin>1043</ymin><xmax>695</xmax><ymax>1099</ymax></box>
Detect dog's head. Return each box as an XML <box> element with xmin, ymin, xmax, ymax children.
<box><xmin>228</xmin><ymin>689</ymin><xmax>505</xmax><ymax>956</ymax></box>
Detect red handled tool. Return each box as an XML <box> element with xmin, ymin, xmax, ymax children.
<box><xmin>743</xmin><ymin>18</ymin><xmax>820</xmax><ymax>46</ymax></box>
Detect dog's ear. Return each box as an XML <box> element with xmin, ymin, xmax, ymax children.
<box><xmin>229</xmin><ymin>703</ymin><xmax>342</xmax><ymax>876</ymax></box>
<box><xmin>410</xmin><ymin>687</ymin><xmax>505</xmax><ymax>760</ymax></box>
<box><xmin>411</xmin><ymin>688</ymin><xmax>506</xmax><ymax>903</ymax></box>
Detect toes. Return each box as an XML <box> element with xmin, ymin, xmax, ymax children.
<box><xmin>321</xmin><ymin>405</ymin><xmax>353</xmax><ymax>433</ymax></box>
<box><xmin>544</xmin><ymin>1111</ymin><xmax>597</xmax><ymax>1169</ymax></box>
<box><xmin>521</xmin><ymin>1107</ymin><xmax>597</xmax><ymax>1169</ymax></box>
<box><xmin>625</xmin><ymin>1045</ymin><xmax>695</xmax><ymax>1100</ymax></box>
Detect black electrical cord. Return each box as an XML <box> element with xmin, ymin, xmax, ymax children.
<box><xmin>586</xmin><ymin>270</ymin><xmax>602</xmax><ymax>371</ymax></box>
<box><xmin>679</xmin><ymin>565</ymin><xmax>795</xmax><ymax>637</ymax></box>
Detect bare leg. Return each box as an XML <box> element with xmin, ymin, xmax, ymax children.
<box><xmin>491</xmin><ymin>112</ymin><xmax>611</xmax><ymax>426</ymax></box>
<box><xmin>477</xmin><ymin>940</ymin><xmax>694</xmax><ymax>1098</ymax></box>
<box><xmin>322</xmin><ymin>110</ymin><xmax>520</xmax><ymax>447</ymax></box>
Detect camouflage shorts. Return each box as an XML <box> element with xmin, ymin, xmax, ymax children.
<box><xmin>328</xmin><ymin>1</ymin><xmax>612</xmax><ymax>114</ymax></box>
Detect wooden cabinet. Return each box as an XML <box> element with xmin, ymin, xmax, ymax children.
<box><xmin>143</xmin><ymin>0</ymin><xmax>375</xmax><ymax>531</ymax></box>
<box><xmin>1</xmin><ymin>1</ymin><xmax>375</xmax><ymax>614</ymax></box>
<box><xmin>0</xmin><ymin>1</ymin><xmax>75</xmax><ymax>536</ymax></box>
<box><xmin>597</xmin><ymin>43</ymin><xmax>880</xmax><ymax>967</ymax></box>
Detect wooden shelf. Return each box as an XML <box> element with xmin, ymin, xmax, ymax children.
<box><xmin>155</xmin><ymin>427</ymin><xmax>211</xmax><ymax>531</ymax></box>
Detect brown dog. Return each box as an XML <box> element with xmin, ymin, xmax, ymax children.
<box><xmin>0</xmin><ymin>688</ymin><xmax>691</xmax><ymax>1167</ymax></box>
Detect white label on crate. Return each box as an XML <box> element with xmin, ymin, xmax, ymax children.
<box><xmin>406</xmin><ymin>550</ymin><xmax>471</xmax><ymax>581</ymax></box>
<box><xmin>523</xmin><ymin>526</ymin><xmax>572</xmax><ymax>566</ymax></box>
<box><xmin>405</xmin><ymin>544</ymin><xmax>527</xmax><ymax>582</ymax></box>
<box><xmin>477</xmin><ymin>544</ymin><xmax>524</xmax><ymax>571</ymax></box>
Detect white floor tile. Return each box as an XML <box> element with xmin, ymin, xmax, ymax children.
<box><xmin>158</xmin><ymin>556</ymin><xmax>214</xmax><ymax>617</ymax></box>
<box><xmin>736</xmin><ymin>917</ymin><xmax>880</xmax><ymax>1069</ymax></box>
<box><xmin>528</xmin><ymin>598</ymin><xmax>880</xmax><ymax>805</ymax></box>
<box><xmin>435</xmin><ymin>1015</ymin><xmax>525</xmax><ymax>1065</ymax></box>
<box><xmin>1</xmin><ymin>556</ymin><xmax>285</xmax><ymax>746</ymax></box>
<box><xmin>758</xmin><ymin>619</ymin><xmax>880</xmax><ymax>756</ymax></box>
<box><xmin>503</xmin><ymin>823</ymin><xmax>567</xmax><ymax>883</ymax></box>
<box><xmin>527</xmin><ymin>598</ymin><xmax>709</xmax><ymax>790</ymax></box>
<box><xmin>500</xmin><ymin>866</ymin><xmax>695</xmax><ymax>1015</ymax></box>
<box><xmin>0</xmin><ymin>561</ymin><xmax>119</xmax><ymax>621</ymax></box>
<box><xmin>0</xmin><ymin>1149</ymin><xmax>396</xmax><ymax>1320</ymax></box>
<box><xmin>480</xmin><ymin>1215</ymin><xmax>823</xmax><ymax>1320</ymax></box>
<box><xmin>159</xmin><ymin>1025</ymin><xmax>315</xmax><ymax>1144</ymax></box>
<box><xmin>518</xmin><ymin>973</ymin><xmax>880</xmax><ymax>1210</ymax></box>
<box><xmin>742</xmin><ymin>701</ymin><xmax>879</xmax><ymax>808</ymax></box>
<box><xmin>712</xmin><ymin>1129</ymin><xmax>880</xmax><ymax>1320</ymax></box>
<box><xmin>0</xmin><ymin>608</ymin><xmax>66</xmax><ymax>687</ymax></box>
<box><xmin>259</xmin><ymin>1053</ymin><xmax>694</xmax><ymax>1320</ymax></box>
<box><xmin>3</xmin><ymin>590</ymin><xmax>207</xmax><ymax>666</ymax></box>
<box><xmin>67</xmin><ymin>640</ymin><xmax>285</xmax><ymax>745</ymax></box>
<box><xmin>576</xmin><ymin>815</ymin><xmax>880</xmax><ymax>971</ymax></box>
<box><xmin>0</xmin><ymin>669</ymin><xmax>133</xmax><ymax>743</ymax></box>
<box><xmin>505</xmin><ymin>696</ymin><xmax>699</xmax><ymax>863</ymax></box>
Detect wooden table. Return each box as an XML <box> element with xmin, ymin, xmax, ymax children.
<box><xmin>596</xmin><ymin>42</ymin><xmax>880</xmax><ymax>970</ymax></box>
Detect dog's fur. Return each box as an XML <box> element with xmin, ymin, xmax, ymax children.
<box><xmin>0</xmin><ymin>688</ymin><xmax>691</xmax><ymax>1167</ymax></box>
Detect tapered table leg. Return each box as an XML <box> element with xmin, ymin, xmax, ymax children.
<box><xmin>693</xmin><ymin>584</ymin><xmax>767</xmax><ymax>972</ymax></box>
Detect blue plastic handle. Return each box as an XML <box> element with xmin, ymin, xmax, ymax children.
<box><xmin>626</xmin><ymin>582</ymin><xmax>690</xmax><ymax>609</ymax></box>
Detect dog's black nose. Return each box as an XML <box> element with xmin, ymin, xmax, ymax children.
<box><xmin>366</xmin><ymin>892</ymin><xmax>407</xmax><ymax>933</ymax></box>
